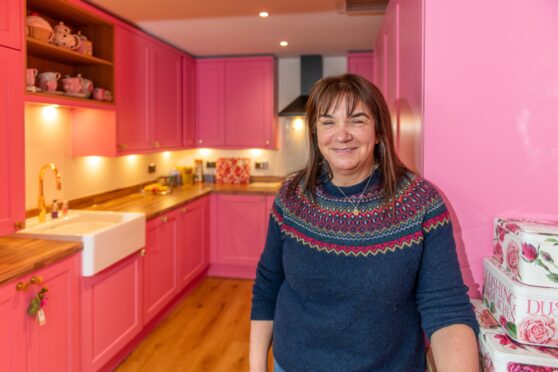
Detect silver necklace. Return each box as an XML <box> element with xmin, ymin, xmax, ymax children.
<box><xmin>334</xmin><ymin>166</ymin><xmax>377</xmax><ymax>216</ymax></box>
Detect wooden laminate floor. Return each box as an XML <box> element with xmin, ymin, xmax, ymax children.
<box><xmin>116</xmin><ymin>277</ymin><xmax>273</xmax><ymax>372</ymax></box>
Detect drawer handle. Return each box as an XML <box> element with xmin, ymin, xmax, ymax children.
<box><xmin>161</xmin><ymin>216</ymin><xmax>168</xmax><ymax>223</ymax></box>
<box><xmin>16</xmin><ymin>282</ymin><xmax>29</xmax><ymax>292</ymax></box>
<box><xmin>29</xmin><ymin>276</ymin><xmax>43</xmax><ymax>286</ymax></box>
<box><xmin>118</xmin><ymin>144</ymin><xmax>128</xmax><ymax>150</ymax></box>
<box><xmin>265</xmin><ymin>140</ymin><xmax>270</xmax><ymax>145</ymax></box>
<box><xmin>181</xmin><ymin>207</ymin><xmax>187</xmax><ymax>213</ymax></box>
<box><xmin>153</xmin><ymin>141</ymin><xmax>160</xmax><ymax>148</ymax></box>
<box><xmin>140</xmin><ymin>248</ymin><xmax>146</xmax><ymax>257</ymax></box>
<box><xmin>198</xmin><ymin>139</ymin><xmax>203</xmax><ymax>144</ymax></box>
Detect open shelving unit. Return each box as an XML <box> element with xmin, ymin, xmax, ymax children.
<box><xmin>25</xmin><ymin>0</ymin><xmax>115</xmax><ymax>106</ymax></box>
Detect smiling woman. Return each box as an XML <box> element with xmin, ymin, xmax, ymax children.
<box><xmin>249</xmin><ymin>74</ymin><xmax>480</xmax><ymax>372</ymax></box>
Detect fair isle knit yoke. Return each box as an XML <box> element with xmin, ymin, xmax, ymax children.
<box><xmin>251</xmin><ymin>169</ymin><xmax>479</xmax><ymax>372</ymax></box>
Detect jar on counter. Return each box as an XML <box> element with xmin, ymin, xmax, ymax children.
<box><xmin>204</xmin><ymin>161</ymin><xmax>216</xmax><ymax>183</ymax></box>
<box><xmin>193</xmin><ymin>159</ymin><xmax>204</xmax><ymax>183</ymax></box>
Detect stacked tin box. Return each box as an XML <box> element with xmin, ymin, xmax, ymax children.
<box><xmin>480</xmin><ymin>217</ymin><xmax>558</xmax><ymax>371</ymax></box>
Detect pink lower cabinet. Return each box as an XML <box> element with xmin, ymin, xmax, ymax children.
<box><xmin>0</xmin><ymin>277</ymin><xmax>26</xmax><ymax>371</ymax></box>
<box><xmin>26</xmin><ymin>255</ymin><xmax>80</xmax><ymax>372</ymax></box>
<box><xmin>143</xmin><ymin>211</ymin><xmax>179</xmax><ymax>324</ymax></box>
<box><xmin>210</xmin><ymin>194</ymin><xmax>275</xmax><ymax>279</ymax></box>
<box><xmin>81</xmin><ymin>251</ymin><xmax>143</xmax><ymax>372</ymax></box>
<box><xmin>178</xmin><ymin>196</ymin><xmax>209</xmax><ymax>289</ymax></box>
<box><xmin>0</xmin><ymin>254</ymin><xmax>80</xmax><ymax>372</ymax></box>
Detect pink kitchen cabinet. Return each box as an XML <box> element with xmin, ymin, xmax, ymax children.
<box><xmin>182</xmin><ymin>54</ymin><xmax>196</xmax><ymax>148</ymax></box>
<box><xmin>196</xmin><ymin>59</ymin><xmax>225</xmax><ymax>147</ymax></box>
<box><xmin>115</xmin><ymin>25</ymin><xmax>183</xmax><ymax>153</ymax></box>
<box><xmin>0</xmin><ymin>46</ymin><xmax>24</xmax><ymax>236</ymax></box>
<box><xmin>196</xmin><ymin>57</ymin><xmax>276</xmax><ymax>149</ymax></box>
<box><xmin>0</xmin><ymin>277</ymin><xmax>26</xmax><ymax>372</ymax></box>
<box><xmin>81</xmin><ymin>251</ymin><xmax>143</xmax><ymax>372</ymax></box>
<box><xmin>224</xmin><ymin>58</ymin><xmax>275</xmax><ymax>148</ymax></box>
<box><xmin>347</xmin><ymin>51</ymin><xmax>374</xmax><ymax>83</ymax></box>
<box><xmin>26</xmin><ymin>254</ymin><xmax>80</xmax><ymax>372</ymax></box>
<box><xmin>210</xmin><ymin>194</ymin><xmax>273</xmax><ymax>279</ymax></box>
<box><xmin>151</xmin><ymin>39</ymin><xmax>182</xmax><ymax>149</ymax></box>
<box><xmin>0</xmin><ymin>0</ymin><xmax>23</xmax><ymax>50</ymax></box>
<box><xmin>177</xmin><ymin>196</ymin><xmax>209</xmax><ymax>289</ymax></box>
<box><xmin>115</xmin><ymin>25</ymin><xmax>150</xmax><ymax>153</ymax></box>
<box><xmin>143</xmin><ymin>211</ymin><xmax>179</xmax><ymax>324</ymax></box>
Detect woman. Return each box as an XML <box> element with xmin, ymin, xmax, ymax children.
<box><xmin>250</xmin><ymin>74</ymin><xmax>479</xmax><ymax>371</ymax></box>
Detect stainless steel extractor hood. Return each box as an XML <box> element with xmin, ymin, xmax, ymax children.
<box><xmin>278</xmin><ymin>55</ymin><xmax>323</xmax><ymax>117</ymax></box>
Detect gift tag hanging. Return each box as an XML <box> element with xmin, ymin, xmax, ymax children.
<box><xmin>36</xmin><ymin>308</ymin><xmax>46</xmax><ymax>326</ymax></box>
<box><xmin>27</xmin><ymin>287</ymin><xmax>48</xmax><ymax>326</ymax></box>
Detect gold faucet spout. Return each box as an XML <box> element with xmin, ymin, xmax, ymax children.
<box><xmin>38</xmin><ymin>163</ymin><xmax>62</xmax><ymax>223</ymax></box>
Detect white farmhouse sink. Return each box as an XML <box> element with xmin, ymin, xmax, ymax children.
<box><xmin>17</xmin><ymin>210</ymin><xmax>146</xmax><ymax>276</ymax></box>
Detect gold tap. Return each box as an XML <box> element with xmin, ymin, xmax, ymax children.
<box><xmin>38</xmin><ymin>163</ymin><xmax>62</xmax><ymax>223</ymax></box>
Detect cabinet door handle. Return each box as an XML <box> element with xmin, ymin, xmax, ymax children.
<box><xmin>153</xmin><ymin>141</ymin><xmax>160</xmax><ymax>148</ymax></box>
<box><xmin>118</xmin><ymin>144</ymin><xmax>128</xmax><ymax>150</ymax></box>
<box><xmin>29</xmin><ymin>276</ymin><xmax>43</xmax><ymax>286</ymax></box>
<box><xmin>265</xmin><ymin>140</ymin><xmax>270</xmax><ymax>145</ymax></box>
<box><xmin>161</xmin><ymin>216</ymin><xmax>168</xmax><ymax>223</ymax></box>
<box><xmin>181</xmin><ymin>207</ymin><xmax>187</xmax><ymax>213</ymax></box>
<box><xmin>140</xmin><ymin>248</ymin><xmax>146</xmax><ymax>257</ymax></box>
<box><xmin>16</xmin><ymin>282</ymin><xmax>29</xmax><ymax>291</ymax></box>
<box><xmin>198</xmin><ymin>139</ymin><xmax>203</xmax><ymax>144</ymax></box>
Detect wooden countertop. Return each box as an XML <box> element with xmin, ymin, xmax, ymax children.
<box><xmin>85</xmin><ymin>182</ymin><xmax>281</xmax><ymax>219</ymax></box>
<box><xmin>0</xmin><ymin>235</ymin><xmax>82</xmax><ymax>286</ymax></box>
<box><xmin>0</xmin><ymin>181</ymin><xmax>280</xmax><ymax>286</ymax></box>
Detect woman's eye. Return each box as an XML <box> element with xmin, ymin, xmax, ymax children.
<box><xmin>320</xmin><ymin>121</ymin><xmax>335</xmax><ymax>126</ymax></box>
<box><xmin>350</xmin><ymin>120</ymin><xmax>366</xmax><ymax>125</ymax></box>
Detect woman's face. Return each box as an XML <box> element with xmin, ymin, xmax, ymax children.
<box><xmin>316</xmin><ymin>98</ymin><xmax>377</xmax><ymax>186</ymax></box>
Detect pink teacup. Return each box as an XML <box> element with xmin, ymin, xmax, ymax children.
<box><xmin>93</xmin><ymin>88</ymin><xmax>105</xmax><ymax>101</ymax></box>
<box><xmin>38</xmin><ymin>71</ymin><xmax>61</xmax><ymax>92</ymax></box>
<box><xmin>26</xmin><ymin>68</ymin><xmax>38</xmax><ymax>87</ymax></box>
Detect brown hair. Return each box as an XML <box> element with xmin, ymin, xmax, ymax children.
<box><xmin>286</xmin><ymin>74</ymin><xmax>411</xmax><ymax>201</ymax></box>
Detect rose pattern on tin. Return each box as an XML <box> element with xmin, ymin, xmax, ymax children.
<box><xmin>506</xmin><ymin>363</ymin><xmax>558</xmax><ymax>371</ymax></box>
<box><xmin>494</xmin><ymin>218</ymin><xmax>558</xmax><ymax>288</ymax></box>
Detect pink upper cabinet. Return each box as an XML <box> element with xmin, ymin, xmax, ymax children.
<box><xmin>0</xmin><ymin>46</ymin><xmax>24</xmax><ymax>236</ymax></box>
<box><xmin>196</xmin><ymin>56</ymin><xmax>277</xmax><ymax>149</ymax></box>
<box><xmin>151</xmin><ymin>40</ymin><xmax>182</xmax><ymax>149</ymax></box>
<box><xmin>224</xmin><ymin>57</ymin><xmax>275</xmax><ymax>148</ymax></box>
<box><xmin>182</xmin><ymin>55</ymin><xmax>196</xmax><ymax>148</ymax></box>
<box><xmin>347</xmin><ymin>52</ymin><xmax>374</xmax><ymax>83</ymax></box>
<box><xmin>196</xmin><ymin>59</ymin><xmax>225</xmax><ymax>147</ymax></box>
<box><xmin>115</xmin><ymin>26</ymin><xmax>150</xmax><ymax>152</ymax></box>
<box><xmin>0</xmin><ymin>0</ymin><xmax>23</xmax><ymax>50</ymax></box>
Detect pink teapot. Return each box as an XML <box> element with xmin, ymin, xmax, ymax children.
<box><xmin>53</xmin><ymin>22</ymin><xmax>81</xmax><ymax>50</ymax></box>
<box><xmin>61</xmin><ymin>74</ymin><xmax>83</xmax><ymax>94</ymax></box>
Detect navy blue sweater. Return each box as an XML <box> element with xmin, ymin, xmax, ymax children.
<box><xmin>251</xmin><ymin>170</ymin><xmax>478</xmax><ymax>371</ymax></box>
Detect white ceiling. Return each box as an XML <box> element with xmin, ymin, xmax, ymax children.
<box><xmin>85</xmin><ymin>0</ymin><xmax>384</xmax><ymax>57</ymax></box>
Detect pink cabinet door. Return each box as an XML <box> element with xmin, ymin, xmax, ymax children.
<box><xmin>81</xmin><ymin>251</ymin><xmax>143</xmax><ymax>372</ymax></box>
<box><xmin>224</xmin><ymin>57</ymin><xmax>275</xmax><ymax>148</ymax></box>
<box><xmin>215</xmin><ymin>194</ymin><xmax>268</xmax><ymax>277</ymax></box>
<box><xmin>0</xmin><ymin>279</ymin><xmax>26</xmax><ymax>372</ymax></box>
<box><xmin>115</xmin><ymin>26</ymin><xmax>150</xmax><ymax>152</ymax></box>
<box><xmin>196</xmin><ymin>59</ymin><xmax>225</xmax><ymax>147</ymax></box>
<box><xmin>151</xmin><ymin>41</ymin><xmax>182</xmax><ymax>149</ymax></box>
<box><xmin>144</xmin><ymin>211</ymin><xmax>179</xmax><ymax>324</ymax></box>
<box><xmin>26</xmin><ymin>254</ymin><xmax>80</xmax><ymax>372</ymax></box>
<box><xmin>182</xmin><ymin>55</ymin><xmax>196</xmax><ymax>148</ymax></box>
<box><xmin>178</xmin><ymin>196</ymin><xmax>209</xmax><ymax>289</ymax></box>
<box><xmin>0</xmin><ymin>46</ymin><xmax>24</xmax><ymax>236</ymax></box>
<box><xmin>0</xmin><ymin>0</ymin><xmax>22</xmax><ymax>50</ymax></box>
<box><xmin>347</xmin><ymin>52</ymin><xmax>374</xmax><ymax>83</ymax></box>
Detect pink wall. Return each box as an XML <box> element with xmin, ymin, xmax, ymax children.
<box><xmin>377</xmin><ymin>0</ymin><xmax>558</xmax><ymax>296</ymax></box>
<box><xmin>422</xmin><ymin>0</ymin><xmax>558</xmax><ymax>295</ymax></box>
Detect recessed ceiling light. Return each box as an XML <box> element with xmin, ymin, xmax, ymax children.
<box><xmin>259</xmin><ymin>11</ymin><xmax>269</xmax><ymax>18</ymax></box>
<box><xmin>280</xmin><ymin>41</ymin><xmax>288</xmax><ymax>47</ymax></box>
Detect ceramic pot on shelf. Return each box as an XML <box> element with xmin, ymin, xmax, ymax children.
<box><xmin>26</xmin><ymin>68</ymin><xmax>38</xmax><ymax>88</ymax></box>
<box><xmin>37</xmin><ymin>71</ymin><xmax>61</xmax><ymax>92</ymax></box>
<box><xmin>26</xmin><ymin>15</ymin><xmax>53</xmax><ymax>43</ymax></box>
<box><xmin>52</xmin><ymin>22</ymin><xmax>81</xmax><ymax>50</ymax></box>
<box><xmin>61</xmin><ymin>74</ymin><xmax>83</xmax><ymax>95</ymax></box>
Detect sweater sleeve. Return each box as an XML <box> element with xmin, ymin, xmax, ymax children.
<box><xmin>250</xmin><ymin>199</ymin><xmax>285</xmax><ymax>320</ymax></box>
<box><xmin>415</xmin><ymin>191</ymin><xmax>479</xmax><ymax>339</ymax></box>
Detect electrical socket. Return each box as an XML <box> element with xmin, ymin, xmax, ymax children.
<box><xmin>255</xmin><ymin>162</ymin><xmax>269</xmax><ymax>170</ymax></box>
<box><xmin>148</xmin><ymin>163</ymin><xmax>156</xmax><ymax>173</ymax></box>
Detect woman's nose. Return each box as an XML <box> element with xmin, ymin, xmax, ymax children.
<box><xmin>334</xmin><ymin>124</ymin><xmax>352</xmax><ymax>142</ymax></box>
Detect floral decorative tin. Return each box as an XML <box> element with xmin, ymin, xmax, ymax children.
<box><xmin>472</xmin><ymin>299</ymin><xmax>558</xmax><ymax>371</ymax></box>
<box><xmin>494</xmin><ymin>217</ymin><xmax>558</xmax><ymax>288</ymax></box>
<box><xmin>216</xmin><ymin>158</ymin><xmax>250</xmax><ymax>185</ymax></box>
<box><xmin>483</xmin><ymin>258</ymin><xmax>558</xmax><ymax>348</ymax></box>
